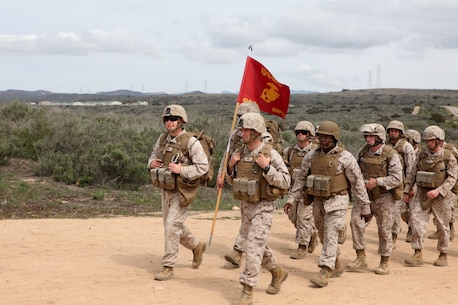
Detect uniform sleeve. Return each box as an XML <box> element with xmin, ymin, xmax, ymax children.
<box><xmin>403</xmin><ymin>142</ymin><xmax>417</xmax><ymax>179</ymax></box>
<box><xmin>147</xmin><ymin>136</ymin><xmax>162</xmax><ymax>168</ymax></box>
<box><xmin>180</xmin><ymin>137</ymin><xmax>209</xmax><ymax>180</ymax></box>
<box><xmin>263</xmin><ymin>148</ymin><xmax>291</xmax><ymax>190</ymax></box>
<box><xmin>286</xmin><ymin>151</ymin><xmax>313</xmax><ymax>204</ymax></box>
<box><xmin>376</xmin><ymin>153</ymin><xmax>403</xmax><ymax>190</ymax></box>
<box><xmin>438</xmin><ymin>153</ymin><xmax>458</xmax><ymax>196</ymax></box>
<box><xmin>341</xmin><ymin>151</ymin><xmax>371</xmax><ymax>215</ymax></box>
<box><xmin>404</xmin><ymin>156</ymin><xmax>420</xmax><ymax>193</ymax></box>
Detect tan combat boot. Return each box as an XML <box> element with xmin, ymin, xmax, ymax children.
<box><xmin>290</xmin><ymin>244</ymin><xmax>307</xmax><ymax>259</ymax></box>
<box><xmin>392</xmin><ymin>233</ymin><xmax>397</xmax><ymax>250</ymax></box>
<box><xmin>434</xmin><ymin>252</ymin><xmax>448</xmax><ymax>267</ymax></box>
<box><xmin>406</xmin><ymin>227</ymin><xmax>412</xmax><ymax>243</ymax></box>
<box><xmin>346</xmin><ymin>249</ymin><xmax>367</xmax><ymax>272</ymax></box>
<box><xmin>331</xmin><ymin>257</ymin><xmax>344</xmax><ymax>278</ymax></box>
<box><xmin>192</xmin><ymin>241</ymin><xmax>206</xmax><ymax>269</ymax></box>
<box><xmin>450</xmin><ymin>223</ymin><xmax>455</xmax><ymax>241</ymax></box>
<box><xmin>232</xmin><ymin>283</ymin><xmax>253</xmax><ymax>305</ymax></box>
<box><xmin>266</xmin><ymin>266</ymin><xmax>288</xmax><ymax>294</ymax></box>
<box><xmin>154</xmin><ymin>266</ymin><xmax>174</xmax><ymax>281</ymax></box>
<box><xmin>405</xmin><ymin>249</ymin><xmax>424</xmax><ymax>267</ymax></box>
<box><xmin>310</xmin><ymin>266</ymin><xmax>332</xmax><ymax>287</ymax></box>
<box><xmin>374</xmin><ymin>256</ymin><xmax>389</xmax><ymax>275</ymax></box>
<box><xmin>338</xmin><ymin>225</ymin><xmax>347</xmax><ymax>244</ymax></box>
<box><xmin>225</xmin><ymin>249</ymin><xmax>243</xmax><ymax>267</ymax></box>
<box><xmin>308</xmin><ymin>231</ymin><xmax>318</xmax><ymax>253</ymax></box>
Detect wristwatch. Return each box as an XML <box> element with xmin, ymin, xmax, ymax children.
<box><xmin>263</xmin><ymin>164</ymin><xmax>271</xmax><ymax>174</ymax></box>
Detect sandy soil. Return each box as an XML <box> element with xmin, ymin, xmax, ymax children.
<box><xmin>2</xmin><ymin>209</ymin><xmax>457</xmax><ymax>305</ymax></box>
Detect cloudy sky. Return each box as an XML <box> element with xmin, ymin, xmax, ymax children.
<box><xmin>1</xmin><ymin>0</ymin><xmax>458</xmax><ymax>94</ymax></box>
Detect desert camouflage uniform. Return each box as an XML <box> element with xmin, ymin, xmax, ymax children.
<box><xmin>386</xmin><ymin>138</ymin><xmax>416</xmax><ymax>237</ymax></box>
<box><xmin>226</xmin><ymin>142</ymin><xmax>290</xmax><ymax>287</ymax></box>
<box><xmin>287</xmin><ymin>145</ymin><xmax>371</xmax><ymax>270</ymax></box>
<box><xmin>148</xmin><ymin>130</ymin><xmax>209</xmax><ymax>267</ymax></box>
<box><xmin>404</xmin><ymin>148</ymin><xmax>457</xmax><ymax>253</ymax></box>
<box><xmin>351</xmin><ymin>144</ymin><xmax>403</xmax><ymax>256</ymax></box>
<box><xmin>219</xmin><ymin>129</ymin><xmax>275</xmax><ymax>253</ymax></box>
<box><xmin>284</xmin><ymin>143</ymin><xmax>317</xmax><ymax>247</ymax></box>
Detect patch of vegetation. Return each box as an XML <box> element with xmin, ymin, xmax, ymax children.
<box><xmin>1</xmin><ymin>88</ymin><xmax>458</xmax><ymax>218</ymax></box>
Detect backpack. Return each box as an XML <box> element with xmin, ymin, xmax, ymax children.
<box><xmin>160</xmin><ymin>129</ymin><xmax>216</xmax><ymax>185</ymax></box>
<box><xmin>264</xmin><ymin>119</ymin><xmax>284</xmax><ymax>155</ymax></box>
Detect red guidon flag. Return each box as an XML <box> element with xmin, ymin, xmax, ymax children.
<box><xmin>237</xmin><ymin>56</ymin><xmax>290</xmax><ymax>119</ymax></box>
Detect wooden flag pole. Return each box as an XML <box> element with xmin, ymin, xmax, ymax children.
<box><xmin>208</xmin><ymin>102</ymin><xmax>240</xmax><ymax>246</ymax></box>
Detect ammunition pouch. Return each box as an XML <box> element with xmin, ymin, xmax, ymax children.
<box><xmin>416</xmin><ymin>171</ymin><xmax>444</xmax><ymax>188</ymax></box>
<box><xmin>233</xmin><ymin>178</ymin><xmax>260</xmax><ymax>203</ymax></box>
<box><xmin>150</xmin><ymin>168</ymin><xmax>176</xmax><ymax>191</ymax></box>
<box><xmin>306</xmin><ymin>174</ymin><xmax>349</xmax><ymax>198</ymax></box>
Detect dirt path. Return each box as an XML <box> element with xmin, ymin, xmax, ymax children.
<box><xmin>1</xmin><ymin>209</ymin><xmax>457</xmax><ymax>305</ymax></box>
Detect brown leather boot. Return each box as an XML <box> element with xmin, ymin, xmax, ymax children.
<box><xmin>192</xmin><ymin>241</ymin><xmax>206</xmax><ymax>269</ymax></box>
<box><xmin>225</xmin><ymin>249</ymin><xmax>243</xmax><ymax>267</ymax></box>
<box><xmin>231</xmin><ymin>284</ymin><xmax>253</xmax><ymax>305</ymax></box>
<box><xmin>375</xmin><ymin>256</ymin><xmax>389</xmax><ymax>275</ymax></box>
<box><xmin>331</xmin><ymin>257</ymin><xmax>344</xmax><ymax>278</ymax></box>
<box><xmin>310</xmin><ymin>266</ymin><xmax>332</xmax><ymax>287</ymax></box>
<box><xmin>405</xmin><ymin>249</ymin><xmax>423</xmax><ymax>267</ymax></box>
<box><xmin>154</xmin><ymin>266</ymin><xmax>174</xmax><ymax>281</ymax></box>
<box><xmin>266</xmin><ymin>266</ymin><xmax>288</xmax><ymax>294</ymax></box>
<box><xmin>434</xmin><ymin>252</ymin><xmax>448</xmax><ymax>267</ymax></box>
<box><xmin>308</xmin><ymin>231</ymin><xmax>318</xmax><ymax>253</ymax></box>
<box><xmin>290</xmin><ymin>244</ymin><xmax>308</xmax><ymax>259</ymax></box>
<box><xmin>346</xmin><ymin>249</ymin><xmax>367</xmax><ymax>272</ymax></box>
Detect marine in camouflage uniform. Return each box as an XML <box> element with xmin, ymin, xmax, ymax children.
<box><xmin>216</xmin><ymin>101</ymin><xmax>276</xmax><ymax>268</ymax></box>
<box><xmin>283</xmin><ymin>121</ymin><xmax>319</xmax><ymax>259</ymax></box>
<box><xmin>404</xmin><ymin>129</ymin><xmax>423</xmax><ymax>242</ymax></box>
<box><xmin>148</xmin><ymin>105</ymin><xmax>209</xmax><ymax>281</ymax></box>
<box><xmin>347</xmin><ymin>123</ymin><xmax>403</xmax><ymax>275</ymax></box>
<box><xmin>386</xmin><ymin>120</ymin><xmax>416</xmax><ymax>248</ymax></box>
<box><xmin>226</xmin><ymin>112</ymin><xmax>290</xmax><ymax>305</ymax></box>
<box><xmin>286</xmin><ymin>121</ymin><xmax>371</xmax><ymax>288</ymax></box>
<box><xmin>403</xmin><ymin>126</ymin><xmax>457</xmax><ymax>267</ymax></box>
<box><xmin>429</xmin><ymin>130</ymin><xmax>457</xmax><ymax>241</ymax></box>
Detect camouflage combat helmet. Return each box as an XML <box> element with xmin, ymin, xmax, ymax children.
<box><xmin>162</xmin><ymin>104</ymin><xmax>188</xmax><ymax>123</ymax></box>
<box><xmin>237</xmin><ymin>112</ymin><xmax>267</xmax><ymax>134</ymax></box>
<box><xmin>294</xmin><ymin>121</ymin><xmax>316</xmax><ymax>136</ymax></box>
<box><xmin>316</xmin><ymin>121</ymin><xmax>340</xmax><ymax>141</ymax></box>
<box><xmin>237</xmin><ymin>101</ymin><xmax>260</xmax><ymax>116</ymax></box>
<box><xmin>360</xmin><ymin>123</ymin><xmax>386</xmax><ymax>142</ymax></box>
<box><xmin>387</xmin><ymin>120</ymin><xmax>405</xmax><ymax>133</ymax></box>
<box><xmin>422</xmin><ymin>125</ymin><xmax>444</xmax><ymax>141</ymax></box>
<box><xmin>405</xmin><ymin>129</ymin><xmax>421</xmax><ymax>144</ymax></box>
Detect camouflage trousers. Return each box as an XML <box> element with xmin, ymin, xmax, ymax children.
<box><xmin>351</xmin><ymin>193</ymin><xmax>394</xmax><ymax>257</ymax></box>
<box><xmin>313</xmin><ymin>198</ymin><xmax>347</xmax><ymax>270</ymax></box>
<box><xmin>160</xmin><ymin>190</ymin><xmax>199</xmax><ymax>267</ymax></box>
<box><xmin>239</xmin><ymin>200</ymin><xmax>277</xmax><ymax>287</ymax></box>
<box><xmin>410</xmin><ymin>189</ymin><xmax>454</xmax><ymax>253</ymax></box>
<box><xmin>391</xmin><ymin>199</ymin><xmax>405</xmax><ymax>235</ymax></box>
<box><xmin>287</xmin><ymin>199</ymin><xmax>317</xmax><ymax>246</ymax></box>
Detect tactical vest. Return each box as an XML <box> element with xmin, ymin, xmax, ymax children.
<box><xmin>358</xmin><ymin>144</ymin><xmax>402</xmax><ymax>200</ymax></box>
<box><xmin>150</xmin><ymin>132</ymin><xmax>199</xmax><ymax>195</ymax></box>
<box><xmin>306</xmin><ymin>146</ymin><xmax>350</xmax><ymax>198</ymax></box>
<box><xmin>416</xmin><ymin>149</ymin><xmax>451</xmax><ymax>189</ymax></box>
<box><xmin>387</xmin><ymin>138</ymin><xmax>407</xmax><ymax>173</ymax></box>
<box><xmin>232</xmin><ymin>143</ymin><xmax>287</xmax><ymax>203</ymax></box>
<box><xmin>286</xmin><ymin>143</ymin><xmax>318</xmax><ymax>187</ymax></box>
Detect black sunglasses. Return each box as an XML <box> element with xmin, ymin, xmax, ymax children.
<box><xmin>164</xmin><ymin>116</ymin><xmax>180</xmax><ymax>122</ymax></box>
<box><xmin>295</xmin><ymin>130</ymin><xmax>310</xmax><ymax>135</ymax></box>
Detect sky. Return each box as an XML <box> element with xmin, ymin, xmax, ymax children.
<box><xmin>1</xmin><ymin>0</ymin><xmax>458</xmax><ymax>94</ymax></box>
